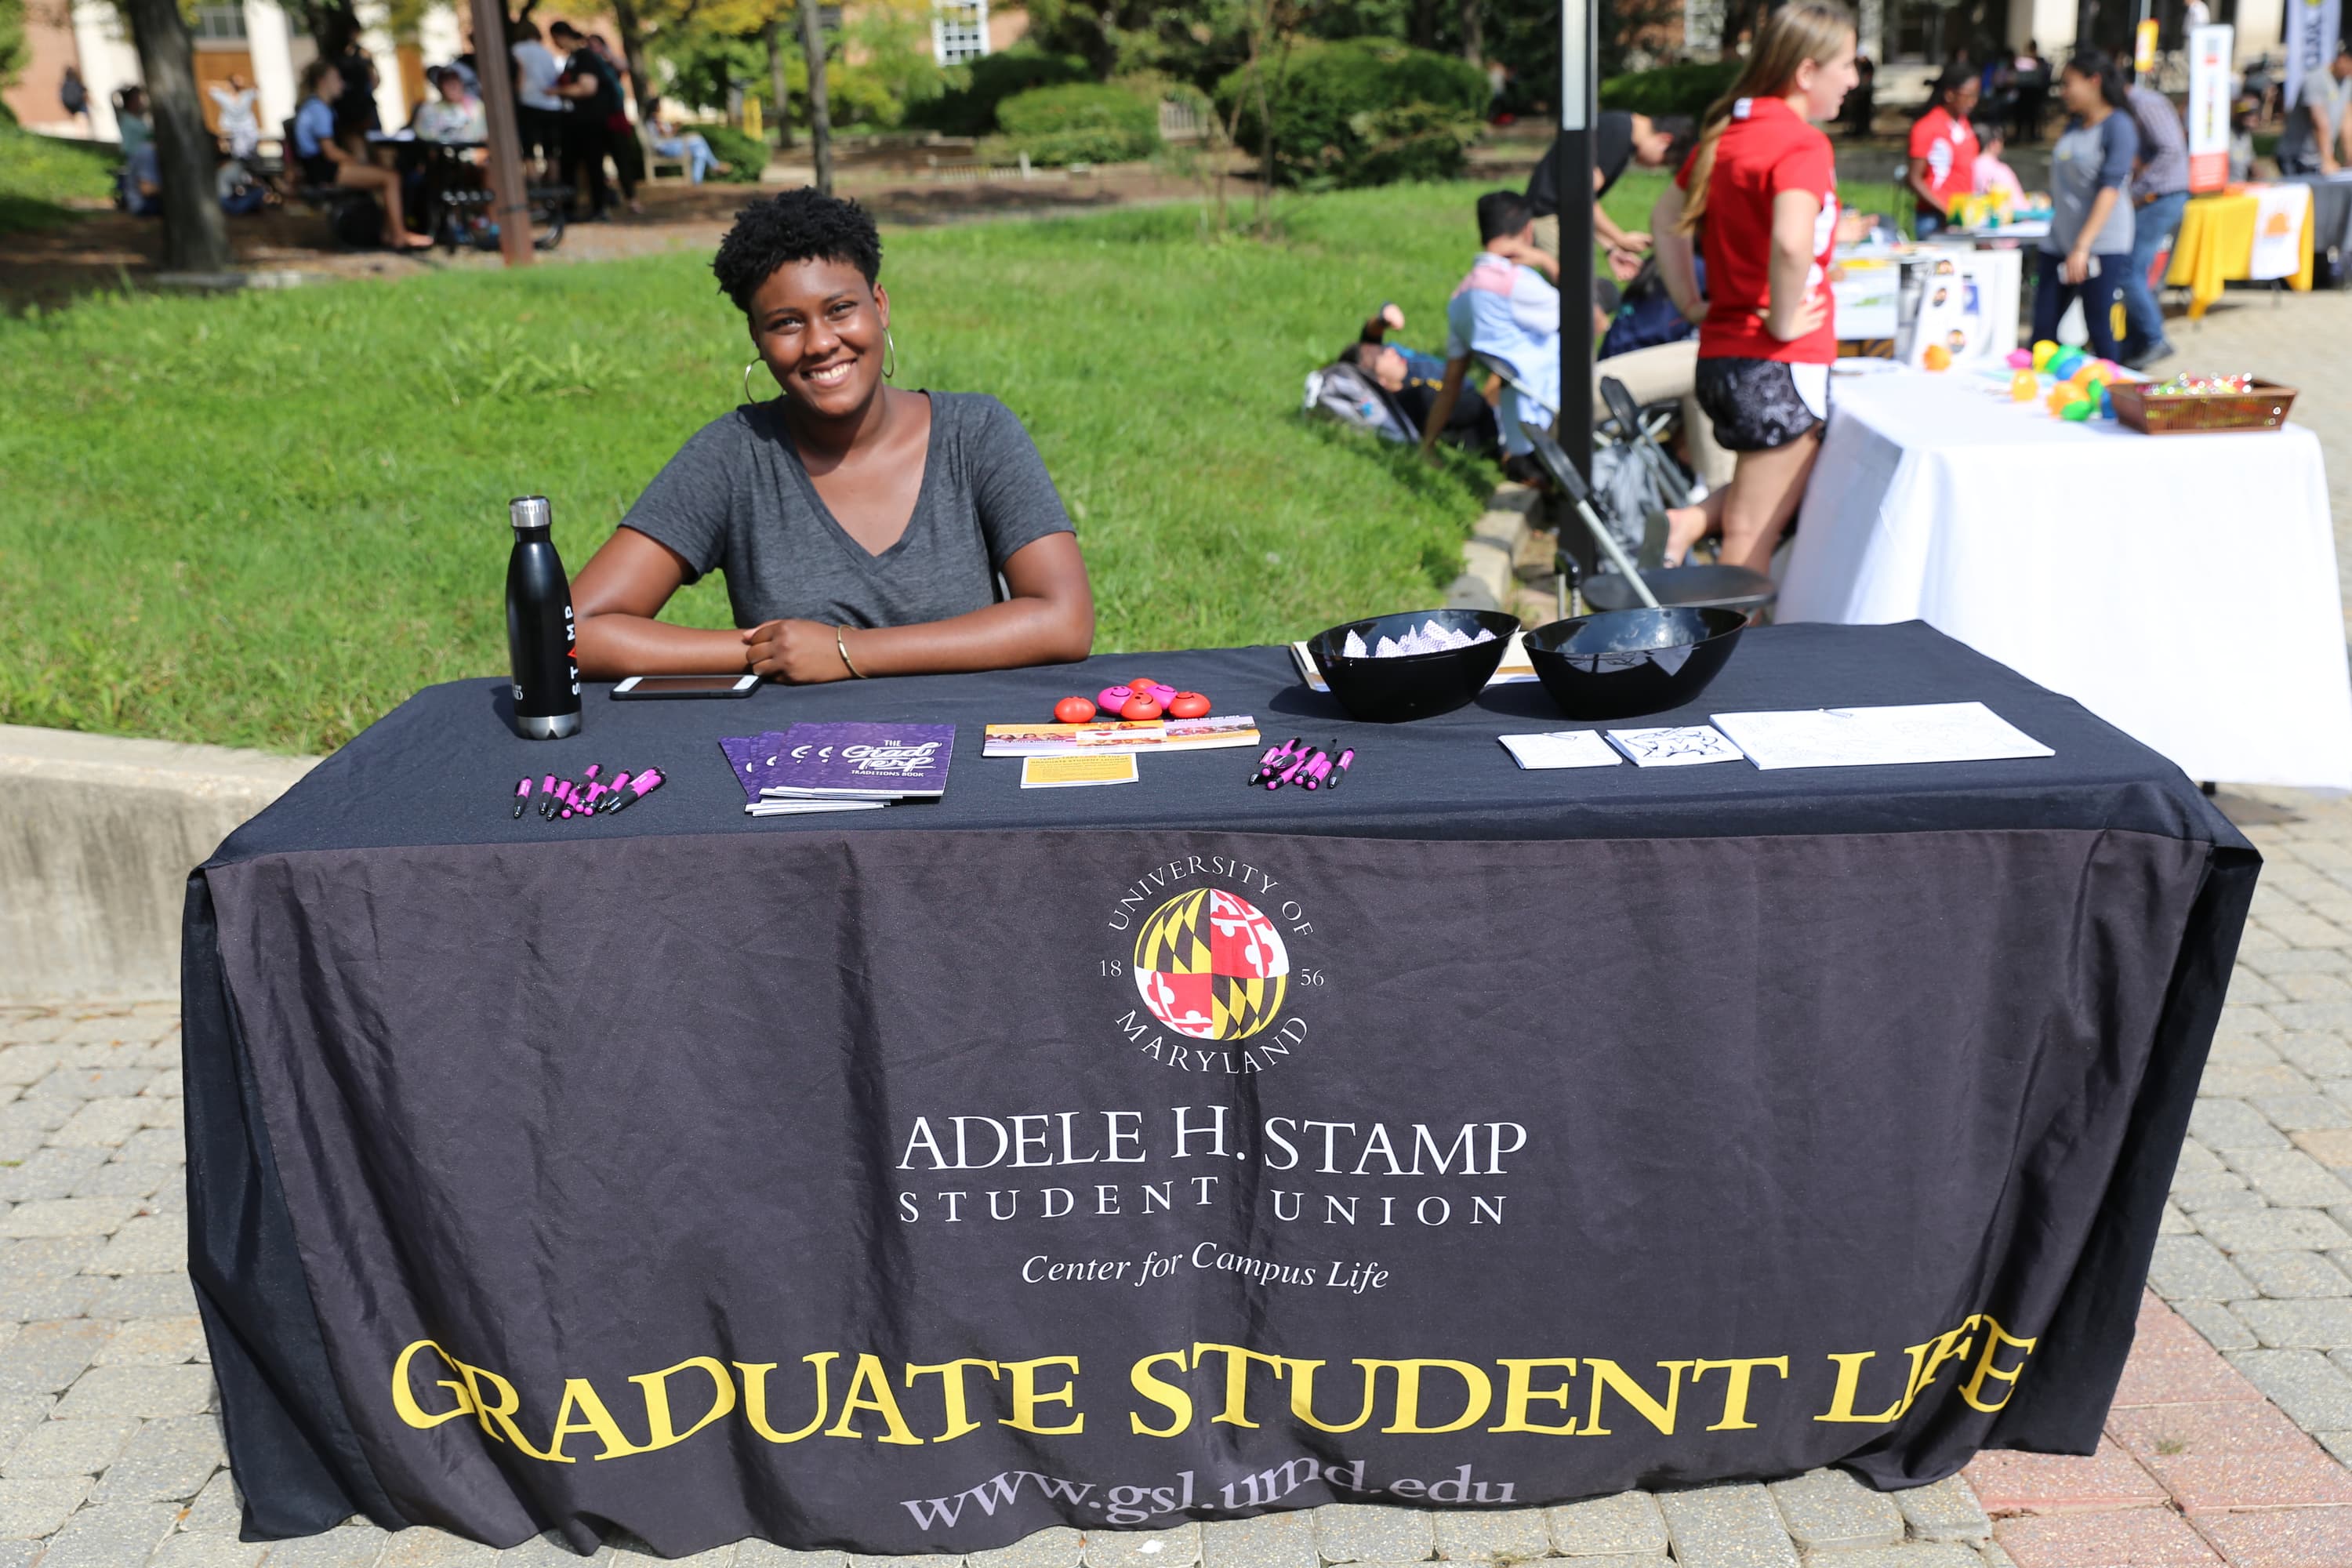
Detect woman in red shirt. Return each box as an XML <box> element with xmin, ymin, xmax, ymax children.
<box><xmin>1653</xmin><ymin>0</ymin><xmax>1860</xmax><ymax>572</ymax></box>
<box><xmin>1908</xmin><ymin>66</ymin><xmax>1982</xmax><ymax>237</ymax></box>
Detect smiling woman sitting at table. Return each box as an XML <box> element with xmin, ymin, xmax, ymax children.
<box><xmin>572</xmin><ymin>189</ymin><xmax>1095</xmax><ymax>682</ymax></box>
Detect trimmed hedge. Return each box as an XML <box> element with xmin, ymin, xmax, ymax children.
<box><xmin>913</xmin><ymin>46</ymin><xmax>1095</xmax><ymax>138</ymax></box>
<box><xmin>1215</xmin><ymin>39</ymin><xmax>1486</xmax><ymax>188</ymax></box>
<box><xmin>1599</xmin><ymin>60</ymin><xmax>1742</xmax><ymax>121</ymax></box>
<box><xmin>982</xmin><ymin>82</ymin><xmax>1158</xmax><ymax>165</ymax></box>
<box><xmin>691</xmin><ymin>122</ymin><xmax>768</xmax><ymax>183</ymax></box>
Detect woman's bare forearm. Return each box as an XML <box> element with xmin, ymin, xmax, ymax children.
<box><xmin>575</xmin><ymin>615</ymin><xmax>755</xmax><ymax>679</ymax></box>
<box><xmin>837</xmin><ymin>592</ymin><xmax>1094</xmax><ymax>678</ymax></box>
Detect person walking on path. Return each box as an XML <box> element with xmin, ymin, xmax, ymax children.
<box><xmin>2122</xmin><ymin>76</ymin><xmax>2188</xmax><ymax>368</ymax></box>
<box><xmin>60</xmin><ymin>65</ymin><xmax>89</xmax><ymax>129</ymax></box>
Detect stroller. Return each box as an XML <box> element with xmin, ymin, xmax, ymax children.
<box><xmin>1478</xmin><ymin>370</ymin><xmax>1776</xmax><ymax>623</ymax></box>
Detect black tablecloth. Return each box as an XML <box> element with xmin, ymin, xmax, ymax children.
<box><xmin>185</xmin><ymin>622</ymin><xmax>2256</xmax><ymax>1555</ymax></box>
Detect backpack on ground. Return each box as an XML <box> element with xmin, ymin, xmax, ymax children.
<box><xmin>1301</xmin><ymin>362</ymin><xmax>1414</xmax><ymax>444</ymax></box>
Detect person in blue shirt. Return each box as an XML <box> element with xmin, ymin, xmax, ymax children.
<box><xmin>1417</xmin><ymin>191</ymin><xmax>1562</xmax><ymax>470</ymax></box>
<box><xmin>292</xmin><ymin>59</ymin><xmax>431</xmax><ymax>250</ymax></box>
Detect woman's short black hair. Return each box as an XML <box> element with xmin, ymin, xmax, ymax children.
<box><xmin>713</xmin><ymin>187</ymin><xmax>884</xmax><ymax>314</ymax></box>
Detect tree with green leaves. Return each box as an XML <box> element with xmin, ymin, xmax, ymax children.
<box><xmin>118</xmin><ymin>0</ymin><xmax>231</xmax><ymax>272</ymax></box>
<box><xmin>0</xmin><ymin>0</ymin><xmax>29</xmax><ymax>105</ymax></box>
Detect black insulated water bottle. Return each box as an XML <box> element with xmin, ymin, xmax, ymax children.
<box><xmin>506</xmin><ymin>495</ymin><xmax>582</xmax><ymax>739</ymax></box>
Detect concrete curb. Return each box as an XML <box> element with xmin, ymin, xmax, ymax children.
<box><xmin>1443</xmin><ymin>481</ymin><xmax>1542</xmax><ymax>612</ymax></box>
<box><xmin>0</xmin><ymin>725</ymin><xmax>319</xmax><ymax>1001</ymax></box>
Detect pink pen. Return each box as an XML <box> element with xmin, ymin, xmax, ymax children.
<box><xmin>1301</xmin><ymin>753</ymin><xmax>1334</xmax><ymax>791</ymax></box>
<box><xmin>1248</xmin><ymin>737</ymin><xmax>1303</xmax><ymax>786</ymax></box>
<box><xmin>583</xmin><ymin>783</ymin><xmax>606</xmax><ymax>811</ymax></box>
<box><xmin>512</xmin><ymin>778</ymin><xmax>532</xmax><ymax>818</ymax></box>
<box><xmin>584</xmin><ymin>764</ymin><xmax>601</xmax><ymax>784</ymax></box>
<box><xmin>538</xmin><ymin>772</ymin><xmax>560</xmax><ymax>818</ymax></box>
<box><xmin>610</xmin><ymin>768</ymin><xmax>664</xmax><ymax>813</ymax></box>
<box><xmin>599</xmin><ymin>771</ymin><xmax>631</xmax><ymax>813</ymax></box>
<box><xmin>1327</xmin><ymin>748</ymin><xmax>1356</xmax><ymax>789</ymax></box>
<box><xmin>1269</xmin><ymin>749</ymin><xmax>1319</xmax><ymax>791</ymax></box>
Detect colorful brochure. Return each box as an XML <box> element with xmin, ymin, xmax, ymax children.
<box><xmin>982</xmin><ymin>715</ymin><xmax>1258</xmax><ymax>757</ymax></box>
<box><xmin>1022</xmin><ymin>754</ymin><xmax>1140</xmax><ymax>788</ymax></box>
<box><xmin>720</xmin><ymin>724</ymin><xmax>954</xmax><ymax>806</ymax></box>
<box><xmin>758</xmin><ymin>723</ymin><xmax>955</xmax><ymax>798</ymax></box>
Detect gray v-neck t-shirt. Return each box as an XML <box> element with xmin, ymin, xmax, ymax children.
<box><xmin>619</xmin><ymin>390</ymin><xmax>1074</xmax><ymax>630</ymax></box>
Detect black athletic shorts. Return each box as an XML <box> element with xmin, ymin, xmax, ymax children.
<box><xmin>1694</xmin><ymin>357</ymin><xmax>1831</xmax><ymax>452</ymax></box>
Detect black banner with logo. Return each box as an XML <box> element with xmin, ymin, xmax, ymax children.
<box><xmin>180</xmin><ymin>631</ymin><xmax>2256</xmax><ymax>1552</ymax></box>
<box><xmin>190</xmin><ymin>814</ymin><xmax>2246</xmax><ymax>1557</ymax></box>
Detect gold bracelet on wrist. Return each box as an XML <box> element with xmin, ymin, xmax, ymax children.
<box><xmin>834</xmin><ymin>625</ymin><xmax>866</xmax><ymax>679</ymax></box>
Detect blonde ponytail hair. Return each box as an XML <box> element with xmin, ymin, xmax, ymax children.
<box><xmin>1675</xmin><ymin>0</ymin><xmax>1858</xmax><ymax>233</ymax></box>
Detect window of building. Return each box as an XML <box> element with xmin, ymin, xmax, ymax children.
<box><xmin>193</xmin><ymin>2</ymin><xmax>249</xmax><ymax>41</ymax></box>
<box><xmin>933</xmin><ymin>0</ymin><xmax>988</xmax><ymax>65</ymax></box>
<box><xmin>1884</xmin><ymin>0</ymin><xmax>1970</xmax><ymax>61</ymax></box>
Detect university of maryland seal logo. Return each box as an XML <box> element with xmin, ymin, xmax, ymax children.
<box><xmin>1131</xmin><ymin>888</ymin><xmax>1289</xmax><ymax>1042</ymax></box>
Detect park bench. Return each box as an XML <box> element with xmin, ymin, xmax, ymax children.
<box><xmin>432</xmin><ymin>179</ymin><xmax>572</xmax><ymax>252</ymax></box>
<box><xmin>640</xmin><ymin>127</ymin><xmax>687</xmax><ymax>183</ymax></box>
<box><xmin>275</xmin><ymin>118</ymin><xmax>379</xmax><ymax>246</ymax></box>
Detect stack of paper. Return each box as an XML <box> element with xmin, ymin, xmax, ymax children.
<box><xmin>720</xmin><ymin>724</ymin><xmax>955</xmax><ymax>816</ymax></box>
<box><xmin>1708</xmin><ymin>703</ymin><xmax>2052</xmax><ymax>770</ymax></box>
<box><xmin>1605</xmin><ymin>726</ymin><xmax>1748</xmax><ymax>767</ymax></box>
<box><xmin>1497</xmin><ymin>731</ymin><xmax>1622</xmax><ymax>769</ymax></box>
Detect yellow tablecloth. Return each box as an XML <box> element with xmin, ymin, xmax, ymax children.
<box><xmin>2165</xmin><ymin>191</ymin><xmax>2315</xmax><ymax>318</ymax></box>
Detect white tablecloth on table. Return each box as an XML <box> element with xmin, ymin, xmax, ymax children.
<box><xmin>1780</xmin><ymin>369</ymin><xmax>2352</xmax><ymax>788</ymax></box>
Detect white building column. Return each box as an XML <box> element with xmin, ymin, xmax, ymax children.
<box><xmin>244</xmin><ymin>0</ymin><xmax>299</xmax><ymax>139</ymax></box>
<box><xmin>67</xmin><ymin>0</ymin><xmax>143</xmax><ymax>143</ymax></box>
<box><xmin>2024</xmin><ymin>0</ymin><xmax>2077</xmax><ymax>53</ymax></box>
<box><xmin>2233</xmin><ymin>0</ymin><xmax>2284</xmax><ymax>59</ymax></box>
<box><xmin>418</xmin><ymin>2</ymin><xmax>463</xmax><ymax>67</ymax></box>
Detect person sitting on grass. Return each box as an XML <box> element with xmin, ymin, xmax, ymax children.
<box><xmin>649</xmin><ymin>114</ymin><xmax>731</xmax><ymax>185</ymax></box>
<box><xmin>292</xmin><ymin>60</ymin><xmax>434</xmax><ymax>250</ymax></box>
<box><xmin>572</xmin><ymin>187</ymin><xmax>1095</xmax><ymax>683</ymax></box>
<box><xmin>1346</xmin><ymin>303</ymin><xmax>1499</xmax><ymax>454</ymax></box>
<box><xmin>1415</xmin><ymin>191</ymin><xmax>1560</xmax><ymax>483</ymax></box>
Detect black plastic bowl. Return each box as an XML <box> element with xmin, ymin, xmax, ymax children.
<box><xmin>1308</xmin><ymin>608</ymin><xmax>1521</xmax><ymax>723</ymax></box>
<box><xmin>1581</xmin><ymin>563</ymin><xmax>1777</xmax><ymax>615</ymax></box>
<box><xmin>1523</xmin><ymin>607</ymin><xmax>1748</xmax><ymax>722</ymax></box>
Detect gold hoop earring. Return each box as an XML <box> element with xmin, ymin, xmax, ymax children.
<box><xmin>742</xmin><ymin>361</ymin><xmax>784</xmax><ymax>405</ymax></box>
<box><xmin>883</xmin><ymin>332</ymin><xmax>897</xmax><ymax>382</ymax></box>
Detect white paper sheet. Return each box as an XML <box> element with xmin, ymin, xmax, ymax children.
<box><xmin>1605</xmin><ymin>726</ymin><xmax>1747</xmax><ymax>767</ymax></box>
<box><xmin>1708</xmin><ymin>702</ymin><xmax>2054</xmax><ymax>770</ymax></box>
<box><xmin>1498</xmin><ymin>731</ymin><xmax>1624</xmax><ymax>769</ymax></box>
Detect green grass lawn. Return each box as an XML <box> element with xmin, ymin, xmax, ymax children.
<box><xmin>0</xmin><ymin>183</ymin><xmax>1519</xmax><ymax>754</ymax></box>
<box><xmin>0</xmin><ymin>120</ymin><xmax>120</xmax><ymax>234</ymax></box>
<box><xmin>0</xmin><ymin>173</ymin><xmax>1889</xmax><ymax>756</ymax></box>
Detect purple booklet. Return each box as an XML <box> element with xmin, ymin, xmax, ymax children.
<box><xmin>758</xmin><ymin>723</ymin><xmax>955</xmax><ymax>799</ymax></box>
<box><xmin>717</xmin><ymin>731</ymin><xmax>799</xmax><ymax>805</ymax></box>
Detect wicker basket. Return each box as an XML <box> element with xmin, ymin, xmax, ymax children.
<box><xmin>2110</xmin><ymin>381</ymin><xmax>2299</xmax><ymax>434</ymax></box>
